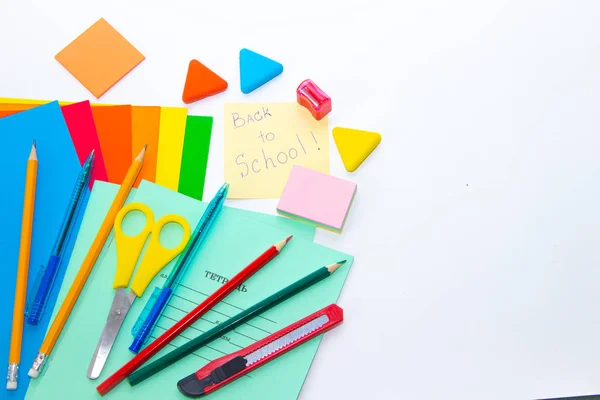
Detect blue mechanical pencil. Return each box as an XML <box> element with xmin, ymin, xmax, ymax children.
<box><xmin>25</xmin><ymin>150</ymin><xmax>95</xmax><ymax>325</ymax></box>
<box><xmin>129</xmin><ymin>182</ymin><xmax>229</xmax><ymax>353</ymax></box>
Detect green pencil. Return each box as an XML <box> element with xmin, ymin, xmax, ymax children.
<box><xmin>127</xmin><ymin>260</ymin><xmax>346</xmax><ymax>386</ymax></box>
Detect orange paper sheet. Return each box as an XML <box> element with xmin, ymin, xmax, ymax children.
<box><xmin>91</xmin><ymin>105</ymin><xmax>132</xmax><ymax>183</ymax></box>
<box><xmin>0</xmin><ymin>104</ymin><xmax>37</xmax><ymax>112</ymax></box>
<box><xmin>131</xmin><ymin>106</ymin><xmax>161</xmax><ymax>186</ymax></box>
<box><xmin>55</xmin><ymin>18</ymin><xmax>145</xmax><ymax>98</ymax></box>
<box><xmin>0</xmin><ymin>110</ymin><xmax>24</xmax><ymax>118</ymax></box>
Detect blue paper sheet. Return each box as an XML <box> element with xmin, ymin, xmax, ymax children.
<box><xmin>0</xmin><ymin>102</ymin><xmax>81</xmax><ymax>399</ymax></box>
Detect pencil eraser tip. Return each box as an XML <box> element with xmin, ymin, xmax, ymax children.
<box><xmin>6</xmin><ymin>381</ymin><xmax>17</xmax><ymax>390</ymax></box>
<box><xmin>28</xmin><ymin>369</ymin><xmax>39</xmax><ymax>378</ymax></box>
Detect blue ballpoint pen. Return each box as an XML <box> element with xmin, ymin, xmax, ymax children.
<box><xmin>25</xmin><ymin>150</ymin><xmax>95</xmax><ymax>325</ymax></box>
<box><xmin>129</xmin><ymin>182</ymin><xmax>229</xmax><ymax>353</ymax></box>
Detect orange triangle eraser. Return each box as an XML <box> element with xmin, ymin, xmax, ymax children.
<box><xmin>182</xmin><ymin>59</ymin><xmax>228</xmax><ymax>104</ymax></box>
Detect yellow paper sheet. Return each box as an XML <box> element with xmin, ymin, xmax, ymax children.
<box><xmin>0</xmin><ymin>97</ymin><xmax>137</xmax><ymax>107</ymax></box>
<box><xmin>0</xmin><ymin>97</ymin><xmax>120</xmax><ymax>108</ymax></box>
<box><xmin>155</xmin><ymin>107</ymin><xmax>188</xmax><ymax>190</ymax></box>
<box><xmin>224</xmin><ymin>103</ymin><xmax>329</xmax><ymax>198</ymax></box>
<box><xmin>0</xmin><ymin>98</ymin><xmax>52</xmax><ymax>105</ymax></box>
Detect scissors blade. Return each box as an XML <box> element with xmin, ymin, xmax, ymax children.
<box><xmin>87</xmin><ymin>288</ymin><xmax>137</xmax><ymax>379</ymax></box>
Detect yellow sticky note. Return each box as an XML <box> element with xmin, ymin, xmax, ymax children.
<box><xmin>155</xmin><ymin>107</ymin><xmax>188</xmax><ymax>190</ymax></box>
<box><xmin>224</xmin><ymin>103</ymin><xmax>329</xmax><ymax>199</ymax></box>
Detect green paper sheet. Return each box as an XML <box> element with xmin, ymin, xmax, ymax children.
<box><xmin>178</xmin><ymin>116</ymin><xmax>212</xmax><ymax>201</ymax></box>
<box><xmin>26</xmin><ymin>181</ymin><xmax>350</xmax><ymax>400</ymax></box>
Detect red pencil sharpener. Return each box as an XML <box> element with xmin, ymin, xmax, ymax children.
<box><xmin>296</xmin><ymin>79</ymin><xmax>331</xmax><ymax>121</ymax></box>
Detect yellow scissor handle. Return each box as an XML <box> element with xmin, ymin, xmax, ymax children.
<box><xmin>129</xmin><ymin>213</ymin><xmax>191</xmax><ymax>297</ymax></box>
<box><xmin>113</xmin><ymin>203</ymin><xmax>155</xmax><ymax>289</ymax></box>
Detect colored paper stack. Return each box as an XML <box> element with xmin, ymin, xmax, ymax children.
<box><xmin>0</xmin><ymin>98</ymin><xmax>212</xmax><ymax>201</ymax></box>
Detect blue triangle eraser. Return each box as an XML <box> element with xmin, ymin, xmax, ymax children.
<box><xmin>239</xmin><ymin>48</ymin><xmax>283</xmax><ymax>94</ymax></box>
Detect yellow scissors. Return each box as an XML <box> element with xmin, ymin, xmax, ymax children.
<box><xmin>87</xmin><ymin>202</ymin><xmax>191</xmax><ymax>380</ymax></box>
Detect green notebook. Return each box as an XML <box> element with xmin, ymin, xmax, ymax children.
<box><xmin>26</xmin><ymin>181</ymin><xmax>352</xmax><ymax>400</ymax></box>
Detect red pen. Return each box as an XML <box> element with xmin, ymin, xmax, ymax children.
<box><xmin>177</xmin><ymin>304</ymin><xmax>344</xmax><ymax>397</ymax></box>
<box><xmin>97</xmin><ymin>235</ymin><xmax>293</xmax><ymax>396</ymax></box>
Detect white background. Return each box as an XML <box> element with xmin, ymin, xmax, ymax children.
<box><xmin>2</xmin><ymin>1</ymin><xmax>600</xmax><ymax>399</ymax></box>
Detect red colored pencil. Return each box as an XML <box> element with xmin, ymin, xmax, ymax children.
<box><xmin>96</xmin><ymin>235</ymin><xmax>293</xmax><ymax>396</ymax></box>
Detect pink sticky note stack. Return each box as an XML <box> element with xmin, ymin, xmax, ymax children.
<box><xmin>277</xmin><ymin>165</ymin><xmax>357</xmax><ymax>233</ymax></box>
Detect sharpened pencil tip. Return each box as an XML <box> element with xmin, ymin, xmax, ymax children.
<box><xmin>135</xmin><ymin>145</ymin><xmax>147</xmax><ymax>161</ymax></box>
<box><xmin>327</xmin><ymin>261</ymin><xmax>347</xmax><ymax>274</ymax></box>
<box><xmin>29</xmin><ymin>141</ymin><xmax>38</xmax><ymax>160</ymax></box>
<box><xmin>275</xmin><ymin>235</ymin><xmax>293</xmax><ymax>252</ymax></box>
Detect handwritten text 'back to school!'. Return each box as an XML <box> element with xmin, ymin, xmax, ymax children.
<box><xmin>232</xmin><ymin>107</ymin><xmax>321</xmax><ymax>177</ymax></box>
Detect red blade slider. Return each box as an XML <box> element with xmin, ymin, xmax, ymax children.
<box><xmin>177</xmin><ymin>304</ymin><xmax>344</xmax><ymax>397</ymax></box>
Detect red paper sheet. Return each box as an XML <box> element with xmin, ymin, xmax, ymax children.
<box><xmin>61</xmin><ymin>102</ymin><xmax>109</xmax><ymax>184</ymax></box>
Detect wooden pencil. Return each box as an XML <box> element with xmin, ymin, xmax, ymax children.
<box><xmin>28</xmin><ymin>145</ymin><xmax>146</xmax><ymax>379</ymax></box>
<box><xmin>127</xmin><ymin>261</ymin><xmax>346</xmax><ymax>386</ymax></box>
<box><xmin>6</xmin><ymin>141</ymin><xmax>38</xmax><ymax>390</ymax></box>
<box><xmin>97</xmin><ymin>235</ymin><xmax>293</xmax><ymax>396</ymax></box>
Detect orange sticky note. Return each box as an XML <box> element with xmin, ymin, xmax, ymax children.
<box><xmin>55</xmin><ymin>18</ymin><xmax>145</xmax><ymax>98</ymax></box>
<box><xmin>131</xmin><ymin>106</ymin><xmax>161</xmax><ymax>187</ymax></box>
<box><xmin>91</xmin><ymin>105</ymin><xmax>132</xmax><ymax>183</ymax></box>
